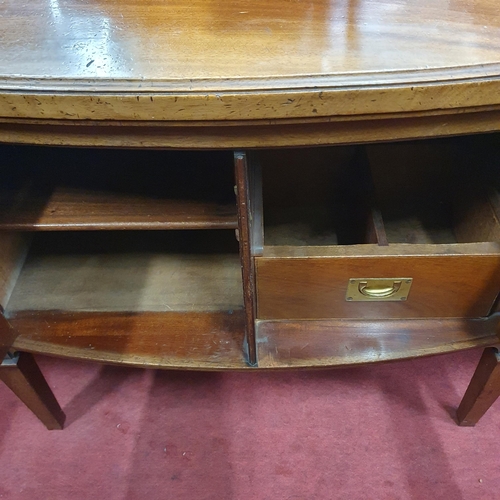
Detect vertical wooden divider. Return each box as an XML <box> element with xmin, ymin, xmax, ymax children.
<box><xmin>234</xmin><ymin>151</ymin><xmax>261</xmax><ymax>366</ymax></box>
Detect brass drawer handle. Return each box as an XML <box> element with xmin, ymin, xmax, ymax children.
<box><xmin>359</xmin><ymin>280</ymin><xmax>401</xmax><ymax>298</ymax></box>
<box><xmin>346</xmin><ymin>278</ymin><xmax>412</xmax><ymax>302</ymax></box>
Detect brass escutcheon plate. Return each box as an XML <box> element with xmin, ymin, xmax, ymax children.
<box><xmin>346</xmin><ymin>278</ymin><xmax>413</xmax><ymax>302</ymax></box>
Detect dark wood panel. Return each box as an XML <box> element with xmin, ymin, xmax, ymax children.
<box><xmin>0</xmin><ymin>187</ymin><xmax>237</xmax><ymax>230</ymax></box>
<box><xmin>234</xmin><ymin>153</ymin><xmax>257</xmax><ymax>365</ymax></box>
<box><xmin>256</xmin><ymin>316</ymin><xmax>500</xmax><ymax>368</ymax></box>
<box><xmin>256</xmin><ymin>252</ymin><xmax>500</xmax><ymax>319</ymax></box>
<box><xmin>9</xmin><ymin>311</ymin><xmax>248</xmax><ymax>370</ymax></box>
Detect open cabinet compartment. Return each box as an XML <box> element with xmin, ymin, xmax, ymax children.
<box><xmin>0</xmin><ymin>146</ymin><xmax>238</xmax><ymax>230</ymax></box>
<box><xmin>254</xmin><ymin>138</ymin><xmax>500</xmax><ymax>320</ymax></box>
<box><xmin>0</xmin><ymin>145</ymin><xmax>248</xmax><ymax>369</ymax></box>
<box><xmin>5</xmin><ymin>230</ymin><xmax>244</xmax><ymax>314</ymax></box>
<box><xmin>6</xmin><ymin>230</ymin><xmax>247</xmax><ymax>369</ymax></box>
<box><xmin>366</xmin><ymin>141</ymin><xmax>500</xmax><ymax>246</ymax></box>
<box><xmin>259</xmin><ymin>147</ymin><xmax>384</xmax><ymax>247</ymax></box>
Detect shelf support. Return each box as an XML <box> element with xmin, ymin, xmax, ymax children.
<box><xmin>457</xmin><ymin>347</ymin><xmax>500</xmax><ymax>426</ymax></box>
<box><xmin>0</xmin><ymin>351</ymin><xmax>65</xmax><ymax>430</ymax></box>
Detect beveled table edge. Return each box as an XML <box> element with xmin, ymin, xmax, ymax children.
<box><xmin>1</xmin><ymin>64</ymin><xmax>500</xmax><ymax>122</ymax></box>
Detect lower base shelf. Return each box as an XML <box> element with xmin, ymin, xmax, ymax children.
<box><xmin>9</xmin><ymin>310</ymin><xmax>248</xmax><ymax>370</ymax></box>
<box><xmin>8</xmin><ymin>311</ymin><xmax>500</xmax><ymax>370</ymax></box>
<box><xmin>256</xmin><ymin>316</ymin><xmax>500</xmax><ymax>368</ymax></box>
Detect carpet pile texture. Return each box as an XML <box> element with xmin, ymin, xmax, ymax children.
<box><xmin>0</xmin><ymin>349</ymin><xmax>499</xmax><ymax>499</ymax></box>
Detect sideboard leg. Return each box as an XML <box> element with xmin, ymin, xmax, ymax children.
<box><xmin>0</xmin><ymin>352</ymin><xmax>65</xmax><ymax>430</ymax></box>
<box><xmin>456</xmin><ymin>347</ymin><xmax>500</xmax><ymax>426</ymax></box>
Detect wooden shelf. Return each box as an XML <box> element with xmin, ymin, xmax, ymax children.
<box><xmin>14</xmin><ymin>311</ymin><xmax>499</xmax><ymax>371</ymax></box>
<box><xmin>256</xmin><ymin>316</ymin><xmax>500</xmax><ymax>369</ymax></box>
<box><xmin>0</xmin><ymin>186</ymin><xmax>238</xmax><ymax>231</ymax></box>
<box><xmin>4</xmin><ymin>230</ymin><xmax>248</xmax><ymax>369</ymax></box>
<box><xmin>9</xmin><ymin>311</ymin><xmax>248</xmax><ymax>370</ymax></box>
<box><xmin>0</xmin><ymin>147</ymin><xmax>237</xmax><ymax>231</ymax></box>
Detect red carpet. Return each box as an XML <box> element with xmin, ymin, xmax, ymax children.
<box><xmin>0</xmin><ymin>350</ymin><xmax>499</xmax><ymax>499</ymax></box>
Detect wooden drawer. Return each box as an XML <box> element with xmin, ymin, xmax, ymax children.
<box><xmin>254</xmin><ymin>141</ymin><xmax>500</xmax><ymax>321</ymax></box>
<box><xmin>256</xmin><ymin>244</ymin><xmax>500</xmax><ymax>319</ymax></box>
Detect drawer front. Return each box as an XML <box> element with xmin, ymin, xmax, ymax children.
<box><xmin>256</xmin><ymin>254</ymin><xmax>500</xmax><ymax>319</ymax></box>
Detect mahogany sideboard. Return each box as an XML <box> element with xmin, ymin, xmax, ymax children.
<box><xmin>1</xmin><ymin>0</ymin><xmax>500</xmax><ymax>429</ymax></box>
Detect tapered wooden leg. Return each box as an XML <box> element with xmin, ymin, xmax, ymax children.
<box><xmin>456</xmin><ymin>347</ymin><xmax>500</xmax><ymax>426</ymax></box>
<box><xmin>0</xmin><ymin>352</ymin><xmax>65</xmax><ymax>430</ymax></box>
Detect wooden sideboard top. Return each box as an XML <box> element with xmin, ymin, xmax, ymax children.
<box><xmin>2</xmin><ymin>0</ymin><xmax>500</xmax><ymax>119</ymax></box>
<box><xmin>1</xmin><ymin>0</ymin><xmax>500</xmax><ymax>146</ymax></box>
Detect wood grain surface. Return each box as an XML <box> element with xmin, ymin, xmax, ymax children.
<box><xmin>7</xmin><ymin>311</ymin><xmax>500</xmax><ymax>371</ymax></box>
<box><xmin>1</xmin><ymin>0</ymin><xmax>500</xmax><ymax>125</ymax></box>
<box><xmin>0</xmin><ymin>187</ymin><xmax>238</xmax><ymax>231</ymax></box>
<box><xmin>256</xmin><ymin>315</ymin><xmax>500</xmax><ymax>368</ymax></box>
<box><xmin>9</xmin><ymin>311</ymin><xmax>248</xmax><ymax>370</ymax></box>
<box><xmin>256</xmin><ymin>249</ymin><xmax>500</xmax><ymax>319</ymax></box>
